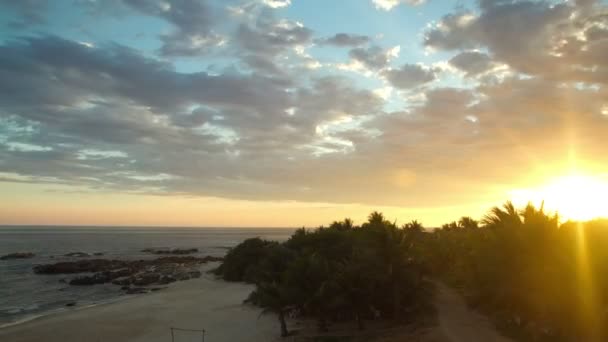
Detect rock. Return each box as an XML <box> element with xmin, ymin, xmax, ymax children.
<box><xmin>202</xmin><ymin>256</ymin><xmax>223</xmax><ymax>262</ymax></box>
<box><xmin>65</xmin><ymin>302</ymin><xmax>77</xmax><ymax>307</ymax></box>
<box><xmin>108</xmin><ymin>268</ymin><xmax>131</xmax><ymax>279</ymax></box>
<box><xmin>1</xmin><ymin>252</ymin><xmax>35</xmax><ymax>260</ymax></box>
<box><xmin>189</xmin><ymin>270</ymin><xmax>202</xmax><ymax>278</ymax></box>
<box><xmin>64</xmin><ymin>252</ymin><xmax>90</xmax><ymax>258</ymax></box>
<box><xmin>69</xmin><ymin>273</ymin><xmax>110</xmax><ymax>286</ymax></box>
<box><xmin>159</xmin><ymin>275</ymin><xmax>177</xmax><ymax>285</ymax></box>
<box><xmin>141</xmin><ymin>248</ymin><xmax>199</xmax><ymax>255</ymax></box>
<box><xmin>150</xmin><ymin>287</ymin><xmax>166</xmax><ymax>292</ymax></box>
<box><xmin>93</xmin><ymin>252</ymin><xmax>104</xmax><ymax>256</ymax></box>
<box><xmin>133</xmin><ymin>273</ymin><xmax>161</xmax><ymax>286</ymax></box>
<box><xmin>33</xmin><ymin>259</ymin><xmax>126</xmax><ymax>274</ymax></box>
<box><xmin>125</xmin><ymin>287</ymin><xmax>148</xmax><ymax>295</ymax></box>
<box><xmin>34</xmin><ymin>255</ymin><xmax>214</xmax><ymax>288</ymax></box>
<box><xmin>112</xmin><ymin>277</ymin><xmax>132</xmax><ymax>286</ymax></box>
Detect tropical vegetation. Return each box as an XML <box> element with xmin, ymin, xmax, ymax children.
<box><xmin>214</xmin><ymin>202</ymin><xmax>608</xmax><ymax>341</ymax></box>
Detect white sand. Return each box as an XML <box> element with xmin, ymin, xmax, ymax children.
<box><xmin>0</xmin><ymin>264</ymin><xmax>280</xmax><ymax>342</ymax></box>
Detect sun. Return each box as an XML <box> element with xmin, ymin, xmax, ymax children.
<box><xmin>511</xmin><ymin>173</ymin><xmax>608</xmax><ymax>221</ymax></box>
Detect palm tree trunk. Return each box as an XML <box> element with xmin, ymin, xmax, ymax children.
<box><xmin>356</xmin><ymin>313</ymin><xmax>365</xmax><ymax>330</ymax></box>
<box><xmin>317</xmin><ymin>316</ymin><xmax>328</xmax><ymax>332</ymax></box>
<box><xmin>393</xmin><ymin>282</ymin><xmax>401</xmax><ymax>321</ymax></box>
<box><xmin>278</xmin><ymin>310</ymin><xmax>289</xmax><ymax>337</ymax></box>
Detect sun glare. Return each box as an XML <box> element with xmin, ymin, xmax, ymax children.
<box><xmin>511</xmin><ymin>173</ymin><xmax>608</xmax><ymax>221</ymax></box>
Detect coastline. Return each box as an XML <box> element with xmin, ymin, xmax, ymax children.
<box><xmin>0</xmin><ymin>263</ymin><xmax>280</xmax><ymax>342</ymax></box>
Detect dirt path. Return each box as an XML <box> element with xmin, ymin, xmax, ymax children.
<box><xmin>433</xmin><ymin>282</ymin><xmax>514</xmax><ymax>342</ymax></box>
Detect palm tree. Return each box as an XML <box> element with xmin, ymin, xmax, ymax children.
<box><xmin>254</xmin><ymin>281</ymin><xmax>292</xmax><ymax>337</ymax></box>
<box><xmin>403</xmin><ymin>220</ymin><xmax>424</xmax><ymax>232</ymax></box>
<box><xmin>482</xmin><ymin>201</ymin><xmax>522</xmax><ymax>228</ymax></box>
<box><xmin>375</xmin><ymin>223</ymin><xmax>412</xmax><ymax>320</ymax></box>
<box><xmin>458</xmin><ymin>216</ymin><xmax>479</xmax><ymax>229</ymax></box>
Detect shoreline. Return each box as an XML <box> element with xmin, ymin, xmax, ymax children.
<box><xmin>0</xmin><ymin>263</ymin><xmax>280</xmax><ymax>342</ymax></box>
<box><xmin>0</xmin><ymin>294</ymin><xmax>134</xmax><ymax>330</ymax></box>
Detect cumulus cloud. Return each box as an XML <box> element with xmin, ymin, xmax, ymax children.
<box><xmin>0</xmin><ymin>35</ymin><xmax>386</xmax><ymax>200</ymax></box>
<box><xmin>263</xmin><ymin>0</ymin><xmax>291</xmax><ymax>8</ymax></box>
<box><xmin>382</xmin><ymin>64</ymin><xmax>437</xmax><ymax>89</ymax></box>
<box><xmin>317</xmin><ymin>33</ymin><xmax>371</xmax><ymax>47</ymax></box>
<box><xmin>372</xmin><ymin>0</ymin><xmax>426</xmax><ymax>11</ymax></box>
<box><xmin>0</xmin><ymin>0</ymin><xmax>48</xmax><ymax>27</ymax></box>
<box><xmin>448</xmin><ymin>51</ymin><xmax>497</xmax><ymax>77</ymax></box>
<box><xmin>348</xmin><ymin>45</ymin><xmax>400</xmax><ymax>71</ymax></box>
<box><xmin>119</xmin><ymin>0</ymin><xmax>223</xmax><ymax>56</ymax></box>
<box><xmin>424</xmin><ymin>0</ymin><xmax>608</xmax><ymax>84</ymax></box>
<box><xmin>1</xmin><ymin>0</ymin><xmax>608</xmax><ymax>210</ymax></box>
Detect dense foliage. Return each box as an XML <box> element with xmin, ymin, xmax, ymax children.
<box><xmin>427</xmin><ymin>202</ymin><xmax>608</xmax><ymax>341</ymax></box>
<box><xmin>215</xmin><ymin>203</ymin><xmax>608</xmax><ymax>341</ymax></box>
<box><xmin>213</xmin><ymin>213</ymin><xmax>432</xmax><ymax>337</ymax></box>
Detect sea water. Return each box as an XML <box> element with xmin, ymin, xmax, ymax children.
<box><xmin>0</xmin><ymin>226</ymin><xmax>294</xmax><ymax>327</ymax></box>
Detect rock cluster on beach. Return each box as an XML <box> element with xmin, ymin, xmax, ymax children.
<box><xmin>33</xmin><ymin>255</ymin><xmax>223</xmax><ymax>291</ymax></box>
<box><xmin>141</xmin><ymin>248</ymin><xmax>199</xmax><ymax>255</ymax></box>
<box><xmin>62</xmin><ymin>252</ymin><xmax>104</xmax><ymax>257</ymax></box>
<box><xmin>1</xmin><ymin>252</ymin><xmax>35</xmax><ymax>260</ymax></box>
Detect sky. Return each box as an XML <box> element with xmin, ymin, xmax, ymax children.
<box><xmin>0</xmin><ymin>0</ymin><xmax>607</xmax><ymax>227</ymax></box>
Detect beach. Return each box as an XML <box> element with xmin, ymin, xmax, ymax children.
<box><xmin>0</xmin><ymin>263</ymin><xmax>280</xmax><ymax>342</ymax></box>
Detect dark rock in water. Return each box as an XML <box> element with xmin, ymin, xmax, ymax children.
<box><xmin>133</xmin><ymin>273</ymin><xmax>161</xmax><ymax>286</ymax></box>
<box><xmin>65</xmin><ymin>302</ymin><xmax>77</xmax><ymax>307</ymax></box>
<box><xmin>34</xmin><ymin>259</ymin><xmax>126</xmax><ymax>274</ymax></box>
<box><xmin>1</xmin><ymin>252</ymin><xmax>35</xmax><ymax>260</ymax></box>
<box><xmin>202</xmin><ymin>256</ymin><xmax>223</xmax><ymax>262</ymax></box>
<box><xmin>108</xmin><ymin>268</ymin><xmax>131</xmax><ymax>279</ymax></box>
<box><xmin>69</xmin><ymin>273</ymin><xmax>110</xmax><ymax>286</ymax></box>
<box><xmin>141</xmin><ymin>248</ymin><xmax>199</xmax><ymax>255</ymax></box>
<box><xmin>34</xmin><ymin>255</ymin><xmax>217</xmax><ymax>289</ymax></box>
<box><xmin>93</xmin><ymin>252</ymin><xmax>104</xmax><ymax>256</ymax></box>
<box><xmin>64</xmin><ymin>252</ymin><xmax>91</xmax><ymax>258</ymax></box>
<box><xmin>159</xmin><ymin>275</ymin><xmax>177</xmax><ymax>285</ymax></box>
<box><xmin>112</xmin><ymin>277</ymin><xmax>132</xmax><ymax>286</ymax></box>
<box><xmin>125</xmin><ymin>287</ymin><xmax>148</xmax><ymax>295</ymax></box>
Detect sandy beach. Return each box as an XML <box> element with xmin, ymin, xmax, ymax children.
<box><xmin>0</xmin><ymin>263</ymin><xmax>280</xmax><ymax>342</ymax></box>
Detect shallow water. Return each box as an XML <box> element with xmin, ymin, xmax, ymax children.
<box><xmin>0</xmin><ymin>226</ymin><xmax>294</xmax><ymax>327</ymax></box>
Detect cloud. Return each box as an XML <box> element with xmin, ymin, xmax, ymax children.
<box><xmin>236</xmin><ymin>18</ymin><xmax>313</xmax><ymax>57</ymax></box>
<box><xmin>263</xmin><ymin>0</ymin><xmax>291</xmax><ymax>8</ymax></box>
<box><xmin>448</xmin><ymin>51</ymin><xmax>497</xmax><ymax>77</ymax></box>
<box><xmin>0</xmin><ymin>0</ymin><xmax>48</xmax><ymax>27</ymax></box>
<box><xmin>372</xmin><ymin>0</ymin><xmax>426</xmax><ymax>11</ymax></box>
<box><xmin>317</xmin><ymin>33</ymin><xmax>371</xmax><ymax>47</ymax></box>
<box><xmin>1</xmin><ymin>0</ymin><xmax>608</xmax><ymax>212</ymax></box>
<box><xmin>0</xmin><ymin>35</ymin><xmax>387</xmax><ymax>201</ymax></box>
<box><xmin>382</xmin><ymin>64</ymin><xmax>436</xmax><ymax>89</ymax></box>
<box><xmin>423</xmin><ymin>0</ymin><xmax>608</xmax><ymax>84</ymax></box>
<box><xmin>348</xmin><ymin>45</ymin><xmax>400</xmax><ymax>71</ymax></box>
<box><xmin>120</xmin><ymin>0</ymin><xmax>222</xmax><ymax>56</ymax></box>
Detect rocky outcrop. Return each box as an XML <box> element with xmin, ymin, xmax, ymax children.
<box><xmin>64</xmin><ymin>252</ymin><xmax>91</xmax><ymax>257</ymax></box>
<box><xmin>141</xmin><ymin>248</ymin><xmax>199</xmax><ymax>255</ymax></box>
<box><xmin>34</xmin><ymin>259</ymin><xmax>126</xmax><ymax>274</ymax></box>
<box><xmin>34</xmin><ymin>255</ymin><xmax>221</xmax><ymax>292</ymax></box>
<box><xmin>1</xmin><ymin>252</ymin><xmax>35</xmax><ymax>260</ymax></box>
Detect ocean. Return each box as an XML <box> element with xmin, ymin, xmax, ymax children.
<box><xmin>0</xmin><ymin>226</ymin><xmax>294</xmax><ymax>328</ymax></box>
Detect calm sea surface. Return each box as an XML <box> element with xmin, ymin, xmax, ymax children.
<box><xmin>0</xmin><ymin>226</ymin><xmax>294</xmax><ymax>327</ymax></box>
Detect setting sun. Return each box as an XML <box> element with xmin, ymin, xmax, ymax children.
<box><xmin>511</xmin><ymin>174</ymin><xmax>608</xmax><ymax>221</ymax></box>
